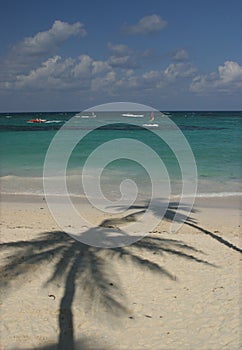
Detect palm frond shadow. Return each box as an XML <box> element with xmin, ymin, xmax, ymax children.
<box><xmin>109</xmin><ymin>198</ymin><xmax>242</xmax><ymax>253</ymax></box>
<box><xmin>0</xmin><ymin>198</ymin><xmax>215</xmax><ymax>350</ymax></box>
<box><xmin>106</xmin><ymin>199</ymin><xmax>198</xmax><ymax>226</ymax></box>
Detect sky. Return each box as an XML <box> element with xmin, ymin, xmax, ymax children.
<box><xmin>0</xmin><ymin>0</ymin><xmax>242</xmax><ymax>112</ymax></box>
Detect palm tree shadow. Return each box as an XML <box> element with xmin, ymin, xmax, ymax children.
<box><xmin>110</xmin><ymin>198</ymin><xmax>242</xmax><ymax>253</ymax></box>
<box><xmin>1</xmin><ymin>199</ymin><xmax>216</xmax><ymax>350</ymax></box>
<box><xmin>1</xmin><ymin>230</ymin><xmax>127</xmax><ymax>350</ymax></box>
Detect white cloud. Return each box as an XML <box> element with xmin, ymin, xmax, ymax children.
<box><xmin>3</xmin><ymin>53</ymin><xmax>198</xmax><ymax>96</ymax></box>
<box><xmin>114</xmin><ymin>75</ymin><xmax>139</xmax><ymax>90</ymax></box>
<box><xmin>107</xmin><ymin>43</ymin><xmax>131</xmax><ymax>56</ymax></box>
<box><xmin>71</xmin><ymin>55</ymin><xmax>93</xmax><ymax>78</ymax></box>
<box><xmin>5</xmin><ymin>54</ymin><xmax>112</xmax><ymax>91</ymax></box>
<box><xmin>92</xmin><ymin>60</ymin><xmax>110</xmax><ymax>74</ymax></box>
<box><xmin>14</xmin><ymin>56</ymin><xmax>64</xmax><ymax>89</ymax></box>
<box><xmin>107</xmin><ymin>43</ymin><xmax>137</xmax><ymax>69</ymax></box>
<box><xmin>112</xmin><ymin>63</ymin><xmax>196</xmax><ymax>93</ymax></box>
<box><xmin>12</xmin><ymin>20</ymin><xmax>86</xmax><ymax>57</ymax></box>
<box><xmin>141</xmin><ymin>70</ymin><xmax>164</xmax><ymax>89</ymax></box>
<box><xmin>190</xmin><ymin>61</ymin><xmax>242</xmax><ymax>92</ymax></box>
<box><xmin>91</xmin><ymin>71</ymin><xmax>116</xmax><ymax>92</ymax></box>
<box><xmin>0</xmin><ymin>20</ymin><xmax>87</xmax><ymax>86</ymax></box>
<box><xmin>142</xmin><ymin>70</ymin><xmax>161</xmax><ymax>82</ymax></box>
<box><xmin>1</xmin><ymin>18</ymin><xmax>201</xmax><ymax>100</ymax></box>
<box><xmin>218</xmin><ymin>61</ymin><xmax>242</xmax><ymax>83</ymax></box>
<box><xmin>0</xmin><ymin>23</ymin><xmax>198</xmax><ymax>101</ymax></box>
<box><xmin>108</xmin><ymin>55</ymin><xmax>138</xmax><ymax>69</ymax></box>
<box><xmin>123</xmin><ymin>15</ymin><xmax>167</xmax><ymax>35</ymax></box>
<box><xmin>172</xmin><ymin>49</ymin><xmax>189</xmax><ymax>61</ymax></box>
<box><xmin>164</xmin><ymin>63</ymin><xmax>197</xmax><ymax>81</ymax></box>
<box><xmin>72</xmin><ymin>55</ymin><xmax>111</xmax><ymax>78</ymax></box>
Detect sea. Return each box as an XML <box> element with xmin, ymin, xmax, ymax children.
<box><xmin>0</xmin><ymin>111</ymin><xmax>241</xmax><ymax>201</ymax></box>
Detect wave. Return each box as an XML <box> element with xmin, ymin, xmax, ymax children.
<box><xmin>172</xmin><ymin>192</ymin><xmax>242</xmax><ymax>199</ymax></box>
<box><xmin>1</xmin><ymin>189</ymin><xmax>242</xmax><ymax>199</ymax></box>
<box><xmin>44</xmin><ymin>120</ymin><xmax>63</xmax><ymax>123</ymax></box>
<box><xmin>1</xmin><ymin>175</ymin><xmax>242</xmax><ymax>200</ymax></box>
<box><xmin>0</xmin><ymin>191</ymin><xmax>86</xmax><ymax>198</ymax></box>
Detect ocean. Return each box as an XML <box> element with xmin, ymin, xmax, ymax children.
<box><xmin>0</xmin><ymin>111</ymin><xmax>241</xmax><ymax>200</ymax></box>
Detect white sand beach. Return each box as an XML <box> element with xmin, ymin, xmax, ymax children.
<box><xmin>0</xmin><ymin>194</ymin><xmax>241</xmax><ymax>349</ymax></box>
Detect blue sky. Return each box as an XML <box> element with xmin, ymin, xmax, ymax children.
<box><xmin>0</xmin><ymin>0</ymin><xmax>241</xmax><ymax>111</ymax></box>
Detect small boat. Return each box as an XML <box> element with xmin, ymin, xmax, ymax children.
<box><xmin>142</xmin><ymin>123</ymin><xmax>159</xmax><ymax>127</ymax></box>
<box><xmin>121</xmin><ymin>113</ymin><xmax>144</xmax><ymax>118</ymax></box>
<box><xmin>74</xmin><ymin>112</ymin><xmax>96</xmax><ymax>118</ymax></box>
<box><xmin>142</xmin><ymin>112</ymin><xmax>159</xmax><ymax>127</ymax></box>
<box><xmin>28</xmin><ymin>118</ymin><xmax>47</xmax><ymax>123</ymax></box>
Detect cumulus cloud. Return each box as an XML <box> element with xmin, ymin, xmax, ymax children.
<box><xmin>91</xmin><ymin>71</ymin><xmax>116</xmax><ymax>92</ymax></box>
<box><xmin>107</xmin><ymin>43</ymin><xmax>132</xmax><ymax>56</ymax></box>
<box><xmin>4</xmin><ymin>54</ymin><xmax>112</xmax><ymax>91</ymax></box>
<box><xmin>2</xmin><ymin>48</ymin><xmax>200</xmax><ymax>99</ymax></box>
<box><xmin>92</xmin><ymin>60</ymin><xmax>110</xmax><ymax>74</ymax></box>
<box><xmin>0</xmin><ymin>20</ymin><xmax>87</xmax><ymax>85</ymax></box>
<box><xmin>107</xmin><ymin>43</ymin><xmax>137</xmax><ymax>69</ymax></box>
<box><xmin>164</xmin><ymin>63</ymin><xmax>197</xmax><ymax>81</ymax></box>
<box><xmin>108</xmin><ymin>55</ymin><xmax>138</xmax><ymax>69</ymax></box>
<box><xmin>122</xmin><ymin>15</ymin><xmax>167</xmax><ymax>35</ymax></box>
<box><xmin>139</xmin><ymin>64</ymin><xmax>196</xmax><ymax>89</ymax></box>
<box><xmin>172</xmin><ymin>49</ymin><xmax>189</xmax><ymax>61</ymax></box>
<box><xmin>110</xmin><ymin>62</ymin><xmax>197</xmax><ymax>94</ymax></box>
<box><xmin>142</xmin><ymin>70</ymin><xmax>161</xmax><ymax>83</ymax></box>
<box><xmin>0</xmin><ymin>20</ymin><xmax>197</xmax><ymax>100</ymax></box>
<box><xmin>14</xmin><ymin>56</ymin><xmax>64</xmax><ymax>89</ymax></box>
<box><xmin>2</xmin><ymin>51</ymin><xmax>198</xmax><ymax>96</ymax></box>
<box><xmin>218</xmin><ymin>61</ymin><xmax>242</xmax><ymax>83</ymax></box>
<box><xmin>12</xmin><ymin>20</ymin><xmax>86</xmax><ymax>58</ymax></box>
<box><xmin>190</xmin><ymin>61</ymin><xmax>242</xmax><ymax>92</ymax></box>
<box><xmin>72</xmin><ymin>55</ymin><xmax>93</xmax><ymax>78</ymax></box>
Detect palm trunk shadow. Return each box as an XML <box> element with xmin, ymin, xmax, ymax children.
<box><xmin>57</xmin><ymin>253</ymin><xmax>81</xmax><ymax>349</ymax></box>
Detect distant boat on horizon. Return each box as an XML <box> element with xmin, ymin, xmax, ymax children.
<box><xmin>27</xmin><ymin>118</ymin><xmax>47</xmax><ymax>123</ymax></box>
<box><xmin>143</xmin><ymin>112</ymin><xmax>159</xmax><ymax>128</ymax></box>
<box><xmin>121</xmin><ymin>113</ymin><xmax>144</xmax><ymax>118</ymax></box>
<box><xmin>74</xmin><ymin>112</ymin><xmax>96</xmax><ymax>118</ymax></box>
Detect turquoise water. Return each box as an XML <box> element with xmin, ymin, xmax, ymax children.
<box><xmin>0</xmin><ymin>111</ymin><xmax>241</xmax><ymax>197</ymax></box>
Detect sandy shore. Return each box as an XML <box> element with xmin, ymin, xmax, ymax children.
<box><xmin>0</xmin><ymin>194</ymin><xmax>241</xmax><ymax>349</ymax></box>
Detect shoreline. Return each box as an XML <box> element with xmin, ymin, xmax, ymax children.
<box><xmin>1</xmin><ymin>192</ymin><xmax>241</xmax><ymax>236</ymax></box>
<box><xmin>1</xmin><ymin>191</ymin><xmax>242</xmax><ymax>211</ymax></box>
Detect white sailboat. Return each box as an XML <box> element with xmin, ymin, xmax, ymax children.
<box><xmin>142</xmin><ymin>112</ymin><xmax>159</xmax><ymax>127</ymax></box>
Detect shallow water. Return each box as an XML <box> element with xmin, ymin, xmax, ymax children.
<box><xmin>0</xmin><ymin>111</ymin><xmax>241</xmax><ymax>198</ymax></box>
